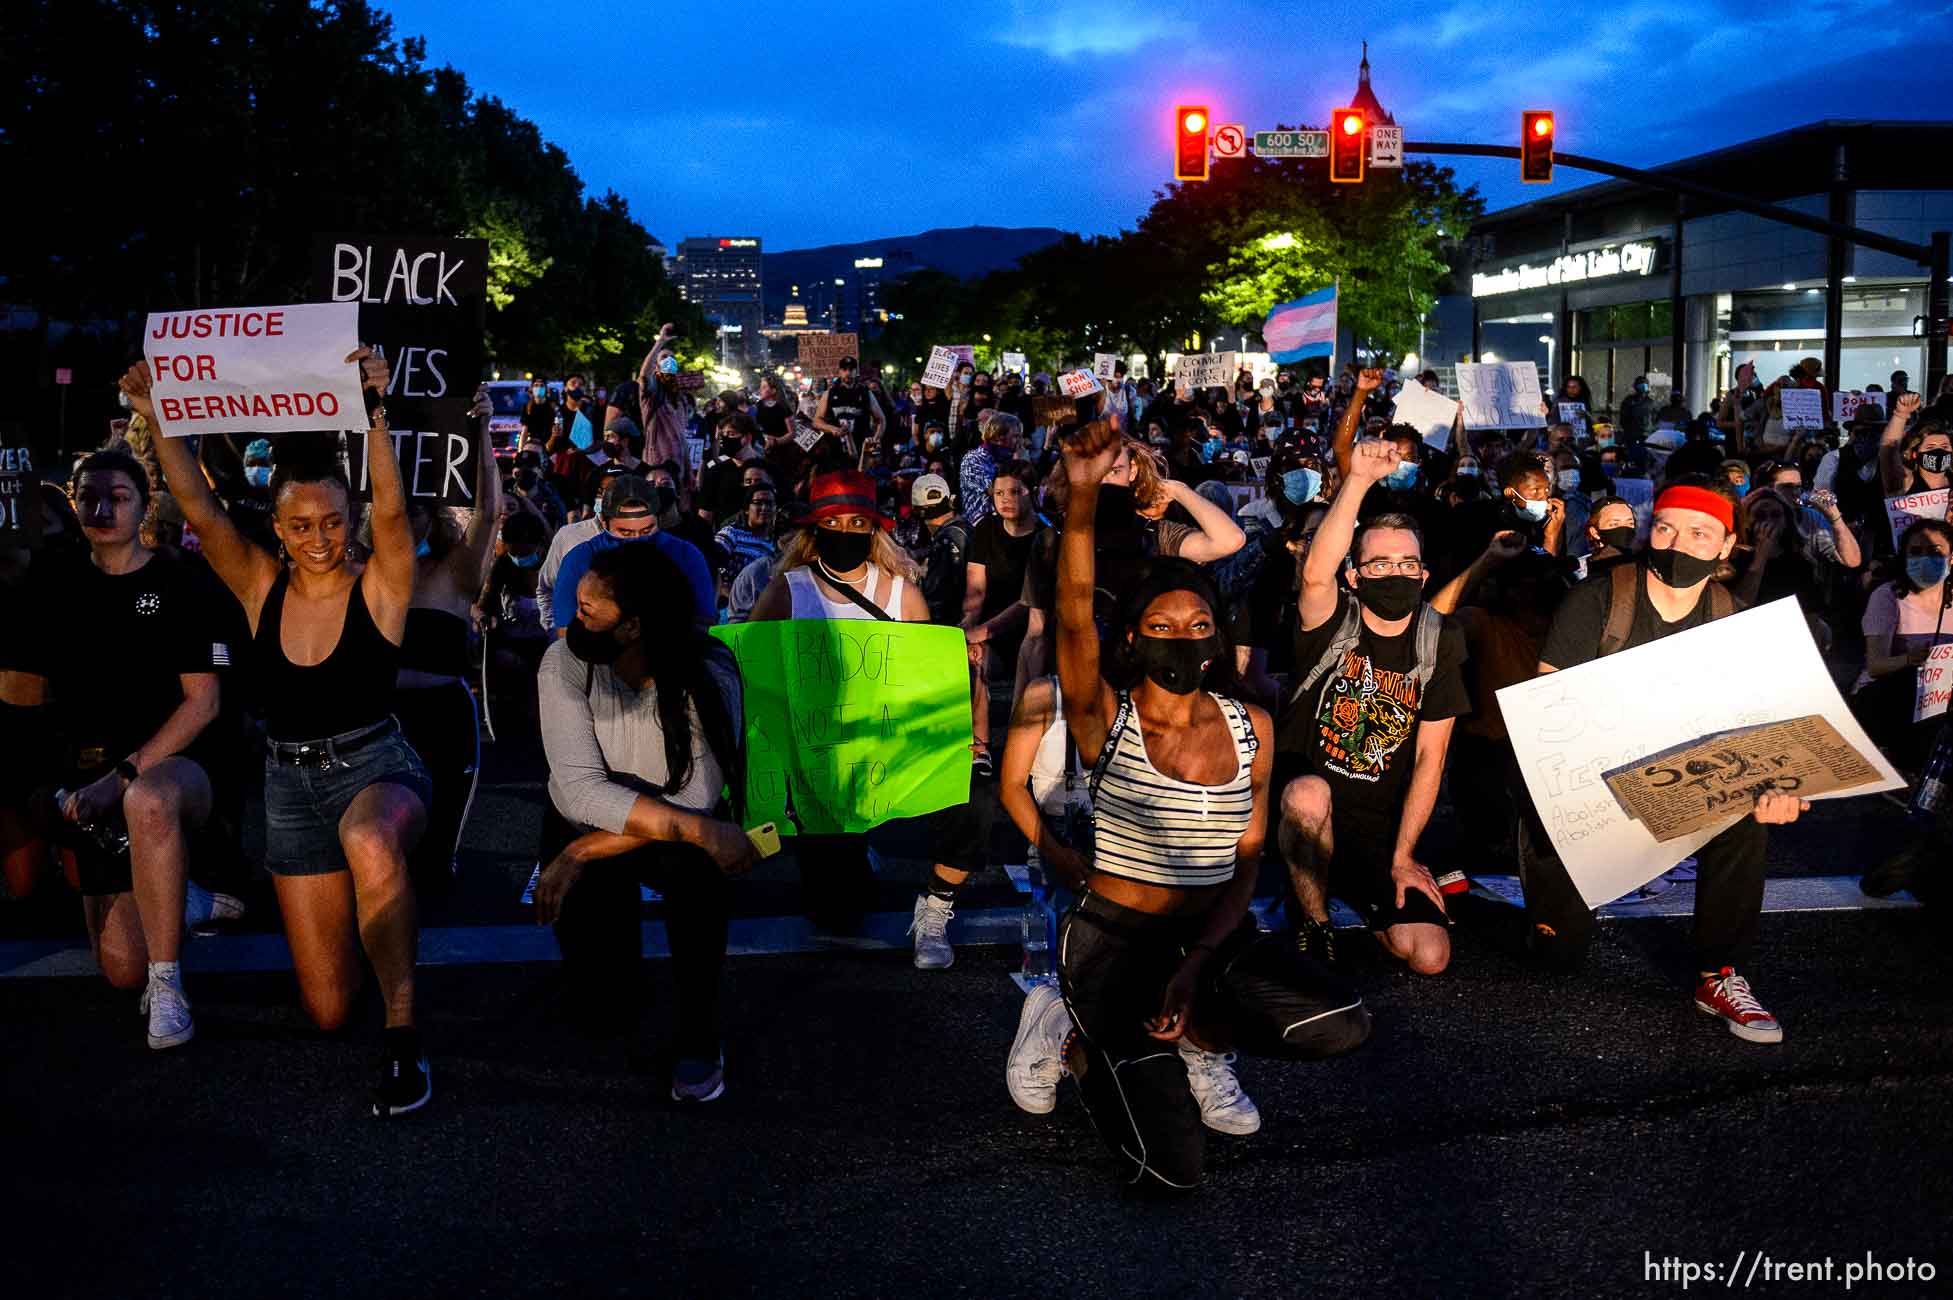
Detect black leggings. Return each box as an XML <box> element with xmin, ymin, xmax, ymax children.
<box><xmin>394</xmin><ymin>680</ymin><xmax>480</xmax><ymax>885</ymax></box>
<box><xmin>1057</xmin><ymin>893</ymin><xmax>1371</xmax><ymax>1191</ymax></box>
<box><xmin>1517</xmin><ymin>800</ymin><xmax>1767</xmax><ymax>974</ymax></box>
<box><xmin>542</xmin><ymin>804</ymin><xmax>731</xmax><ymax>1057</ymax></box>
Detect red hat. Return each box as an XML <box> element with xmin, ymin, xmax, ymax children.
<box><xmin>804</xmin><ymin>470</ymin><xmax>894</xmax><ymax>531</ymax></box>
<box><xmin>1653</xmin><ymin>484</ymin><xmax>1735</xmax><ymax>533</ymax></box>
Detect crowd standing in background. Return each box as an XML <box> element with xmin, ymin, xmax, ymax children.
<box><xmin>2</xmin><ymin>324</ymin><xmax>1950</xmax><ymax>1190</ymax></box>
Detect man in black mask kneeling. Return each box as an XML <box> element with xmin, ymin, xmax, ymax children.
<box><xmin>1274</xmin><ymin>439</ymin><xmax>1470</xmax><ymax>976</ymax></box>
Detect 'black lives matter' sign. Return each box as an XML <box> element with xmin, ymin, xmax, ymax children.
<box><xmin>311</xmin><ymin>234</ymin><xmax>488</xmax><ymax>506</ymax></box>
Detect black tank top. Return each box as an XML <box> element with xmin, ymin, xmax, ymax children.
<box><xmin>399</xmin><ymin>607</ymin><xmax>470</xmax><ymax>679</ymax></box>
<box><xmin>253</xmin><ymin>570</ymin><xmax>401</xmax><ymax>742</ymax></box>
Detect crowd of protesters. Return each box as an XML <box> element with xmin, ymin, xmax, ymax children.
<box><xmin>1</xmin><ymin>322</ymin><xmax>1949</xmax><ymax>1186</ymax></box>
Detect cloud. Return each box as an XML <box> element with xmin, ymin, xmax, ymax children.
<box><xmin>994</xmin><ymin>2</ymin><xmax>1192</xmax><ymax>58</ymax></box>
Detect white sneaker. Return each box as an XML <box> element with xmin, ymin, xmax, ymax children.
<box><xmin>142</xmin><ymin>975</ymin><xmax>195</xmax><ymax>1050</ymax></box>
<box><xmin>1006</xmin><ymin>982</ymin><xmax>1071</xmax><ymax>1114</ymax></box>
<box><xmin>1179</xmin><ymin>1043</ymin><xmax>1260</xmax><ymax>1135</ymax></box>
<box><xmin>909</xmin><ymin>894</ymin><xmax>955</xmax><ymax>970</ymax></box>
<box><xmin>184</xmin><ymin>881</ymin><xmax>245</xmax><ymax>930</ymax></box>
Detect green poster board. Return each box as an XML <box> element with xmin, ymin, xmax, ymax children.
<box><xmin>710</xmin><ymin>619</ymin><xmax>973</xmax><ymax>834</ymax></box>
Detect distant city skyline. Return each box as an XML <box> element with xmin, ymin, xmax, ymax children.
<box><xmin>383</xmin><ymin>0</ymin><xmax>1953</xmax><ymax>249</ymax></box>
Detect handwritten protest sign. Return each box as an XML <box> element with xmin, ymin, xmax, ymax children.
<box><xmin>1250</xmin><ymin>456</ymin><xmax>1271</xmax><ymax>479</ymax></box>
<box><xmin>685</xmin><ymin>436</ymin><xmax>707</xmax><ymax>478</ymax></box>
<box><xmin>1496</xmin><ymin>598</ymin><xmax>1901</xmax><ymax>907</ymax></box>
<box><xmin>1175</xmin><ymin>351</ymin><xmax>1236</xmax><ymax>392</ymax></box>
<box><xmin>314</xmin><ymin>235</ymin><xmax>488</xmax><ymax>504</ymax></box>
<box><xmin>1613</xmin><ymin>476</ymin><xmax>1655</xmax><ymax>543</ymax></box>
<box><xmin>1916</xmin><ymin>643</ymin><xmax>1953</xmax><ymax>723</ymax></box>
<box><xmin>1834</xmin><ymin>390</ymin><xmax>1884</xmax><ymax>424</ymax></box>
<box><xmin>947</xmin><ymin>344</ymin><xmax>975</xmax><ymax>367</ymax></box>
<box><xmin>1456</xmin><ymin>361</ymin><xmax>1546</xmax><ymax>430</ymax></box>
<box><xmin>1033</xmin><ymin>394</ymin><xmax>1078</xmax><ymax>428</ymax></box>
<box><xmin>1001</xmin><ymin>351</ymin><xmax>1027</xmax><ymax>374</ymax></box>
<box><xmin>1393</xmin><ymin>382</ymin><xmax>1461</xmax><ymax>451</ymax></box>
<box><xmin>143</xmin><ymin>303</ymin><xmax>368</xmax><ymax>437</ymax></box>
<box><xmin>798</xmin><ymin>333</ymin><xmax>859</xmax><ymax>378</ymax></box>
<box><xmin>0</xmin><ymin>437</ymin><xmax>39</xmax><ymax>550</ymax></box>
<box><xmin>710</xmin><ymin>620</ymin><xmax>972</xmax><ymax>834</ymax></box>
<box><xmin>1057</xmin><ymin>370</ymin><xmax>1103</xmax><ymax>399</ymax></box>
<box><xmin>1778</xmin><ymin>386</ymin><xmax>1824</xmax><ymax>431</ymax></box>
<box><xmin>792</xmin><ymin>422</ymin><xmax>826</xmax><ymax>452</ymax></box>
<box><xmin>337</xmin><ymin>427</ymin><xmax>481</xmax><ymax>502</ymax></box>
<box><xmin>921</xmin><ymin>346</ymin><xmax>957</xmax><ymax>389</ymax></box>
<box><xmin>1093</xmin><ymin>353</ymin><xmax>1118</xmax><ymax>380</ymax></box>
<box><xmin>1602</xmin><ymin>715</ymin><xmax>1881</xmax><ymax>843</ymax></box>
<box><xmin>1884</xmin><ymin>488</ymin><xmax>1948</xmax><ymax>547</ymax></box>
<box><xmin>1557</xmin><ymin>401</ymin><xmax>1589</xmax><ymax>435</ymax></box>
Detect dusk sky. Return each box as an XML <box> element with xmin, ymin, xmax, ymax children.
<box><xmin>383</xmin><ymin>0</ymin><xmax>1953</xmax><ymax>249</ymax></box>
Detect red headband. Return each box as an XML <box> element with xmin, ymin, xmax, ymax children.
<box><xmin>1653</xmin><ymin>485</ymin><xmax>1734</xmax><ymax>533</ymax></box>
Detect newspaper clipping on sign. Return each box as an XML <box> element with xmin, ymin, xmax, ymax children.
<box><xmin>1496</xmin><ymin>598</ymin><xmax>1900</xmax><ymax>907</ymax></box>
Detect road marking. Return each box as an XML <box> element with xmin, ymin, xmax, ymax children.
<box><xmin>0</xmin><ymin>877</ymin><xmax>1919</xmax><ymax>979</ymax></box>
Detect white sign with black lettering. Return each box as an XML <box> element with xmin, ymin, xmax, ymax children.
<box><xmin>1455</xmin><ymin>361</ymin><xmax>1546</xmax><ymax>430</ymax></box>
<box><xmin>1174</xmin><ymin>351</ymin><xmax>1236</xmax><ymax>393</ymax></box>
<box><xmin>1368</xmin><ymin>125</ymin><xmax>1403</xmax><ymax>169</ymax></box>
<box><xmin>1779</xmin><ymin>386</ymin><xmax>1824</xmax><ymax>431</ymax></box>
<box><xmin>921</xmin><ymin>346</ymin><xmax>957</xmax><ymax>389</ymax></box>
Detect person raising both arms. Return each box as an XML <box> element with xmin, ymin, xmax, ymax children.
<box><xmin>123</xmin><ymin>349</ymin><xmax>436</xmax><ymax>1117</ymax></box>
<box><xmin>1005</xmin><ymin>418</ymin><xmax>1369</xmax><ymax>1192</ymax></box>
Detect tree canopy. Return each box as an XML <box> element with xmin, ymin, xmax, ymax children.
<box><xmin>4</xmin><ymin>0</ymin><xmax>707</xmax><ymax>441</ymax></box>
<box><xmin>866</xmin><ymin>144</ymin><xmax>1482</xmax><ymax>380</ymax></box>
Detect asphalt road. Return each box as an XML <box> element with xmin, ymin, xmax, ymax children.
<box><xmin>4</xmin><ymin>905</ymin><xmax>1949</xmax><ymax>1298</ymax></box>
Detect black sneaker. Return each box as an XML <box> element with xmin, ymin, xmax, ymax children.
<box><xmin>1294</xmin><ymin>917</ymin><xmax>1337</xmax><ymax>965</ymax></box>
<box><xmin>373</xmin><ymin>1028</ymin><xmax>433</xmax><ymax>1118</ymax></box>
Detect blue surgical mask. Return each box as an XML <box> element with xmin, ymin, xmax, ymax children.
<box><xmin>511</xmin><ymin>550</ymin><xmax>542</xmax><ymax>570</ymax></box>
<box><xmin>1383</xmin><ymin>461</ymin><xmax>1419</xmax><ymax>489</ymax></box>
<box><xmin>1906</xmin><ymin>554</ymin><xmax>1950</xmax><ymax>588</ymax></box>
<box><xmin>1512</xmin><ymin>495</ymin><xmax>1551</xmax><ymax>523</ymax></box>
<box><xmin>415</xmin><ymin>538</ymin><xmax>432</xmax><ymax>559</ymax></box>
<box><xmin>244</xmin><ymin>465</ymin><xmax>272</xmax><ymax>489</ymax></box>
<box><xmin>1455</xmin><ymin>464</ymin><xmax>1481</xmax><ymax>479</ymax></box>
<box><xmin>1202</xmin><ymin>436</ymin><xmax>1225</xmax><ymax>462</ymax></box>
<box><xmin>1281</xmin><ymin>467</ymin><xmax>1320</xmax><ymax>504</ymax></box>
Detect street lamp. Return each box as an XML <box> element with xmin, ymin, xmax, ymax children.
<box><xmin>1539</xmin><ymin>334</ymin><xmax>1555</xmax><ymax>386</ymax></box>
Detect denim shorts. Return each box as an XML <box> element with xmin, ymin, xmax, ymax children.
<box><xmin>262</xmin><ymin>723</ymin><xmax>432</xmax><ymax>876</ymax></box>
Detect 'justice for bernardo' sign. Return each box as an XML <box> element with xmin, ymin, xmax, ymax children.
<box><xmin>313</xmin><ymin>234</ymin><xmax>489</xmax><ymax>504</ymax></box>
<box><xmin>143</xmin><ymin>303</ymin><xmax>368</xmax><ymax>436</ymax></box>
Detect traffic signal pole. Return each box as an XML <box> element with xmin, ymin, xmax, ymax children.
<box><xmin>1405</xmin><ymin>139</ymin><xmax>1952</xmax><ymax>394</ymax></box>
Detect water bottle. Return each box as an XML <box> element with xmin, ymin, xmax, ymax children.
<box><xmin>1021</xmin><ymin>898</ymin><xmax>1054</xmax><ymax>983</ymax></box>
<box><xmin>51</xmin><ymin>789</ymin><xmax>132</xmax><ymax>857</ymax></box>
<box><xmin>1912</xmin><ymin>720</ymin><xmax>1951</xmax><ymax>818</ymax></box>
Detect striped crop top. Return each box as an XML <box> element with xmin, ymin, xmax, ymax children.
<box><xmin>1088</xmin><ymin>691</ymin><xmax>1257</xmax><ymax>888</ymax></box>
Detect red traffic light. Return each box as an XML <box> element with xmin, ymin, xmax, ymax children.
<box><xmin>1330</xmin><ymin>107</ymin><xmax>1365</xmax><ymax>183</ymax></box>
<box><xmin>1175</xmin><ymin>104</ymin><xmax>1210</xmax><ymax>182</ymax></box>
<box><xmin>1522</xmin><ymin>110</ymin><xmax>1555</xmax><ymax>183</ymax></box>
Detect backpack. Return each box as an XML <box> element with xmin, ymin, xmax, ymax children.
<box><xmin>1284</xmin><ymin>592</ymin><xmax>1444</xmax><ymax>715</ymax></box>
<box><xmin>1597</xmin><ymin>560</ymin><xmax>1735</xmax><ymax>657</ymax></box>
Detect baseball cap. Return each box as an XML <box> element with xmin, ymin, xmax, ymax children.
<box><xmin>604</xmin><ymin>414</ymin><xmax>642</xmax><ymax>439</ymax></box>
<box><xmin>600</xmin><ymin>474</ymin><xmax>657</xmax><ymax>518</ymax></box>
<box><xmin>837</xmin><ymin>356</ymin><xmax>859</xmax><ymax>370</ymax></box>
<box><xmin>911</xmin><ymin>473</ymin><xmax>953</xmax><ymax>512</ymax></box>
<box><xmin>244</xmin><ymin>438</ymin><xmax>273</xmax><ymax>463</ymax></box>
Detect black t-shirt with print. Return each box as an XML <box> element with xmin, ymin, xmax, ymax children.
<box><xmin>1280</xmin><ymin>589</ymin><xmax>1469</xmax><ymax>827</ymax></box>
<box><xmin>21</xmin><ymin>549</ymin><xmax>239</xmax><ymax>776</ymax></box>
<box><xmin>1539</xmin><ymin>559</ymin><xmax>1728</xmax><ymax>671</ymax></box>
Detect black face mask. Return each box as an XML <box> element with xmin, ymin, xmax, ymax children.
<box><xmin>719</xmin><ymin>437</ymin><xmax>742</xmax><ymax>456</ymax></box>
<box><xmin>1646</xmin><ymin>544</ymin><xmax>1720</xmax><ymax>589</ymax></box>
<box><xmin>815</xmin><ymin>527</ymin><xmax>874</xmax><ymax>571</ymax></box>
<box><xmin>652</xmin><ymin>484</ymin><xmax>679</xmax><ymax>515</ymax></box>
<box><xmin>1920</xmin><ymin>449</ymin><xmax>1952</xmax><ymax>475</ymax></box>
<box><xmin>565</xmin><ymin>617</ymin><xmax>627</xmax><ymax>665</ymax></box>
<box><xmin>1596</xmin><ymin>525</ymin><xmax>1636</xmax><ymax>554</ymax></box>
<box><xmin>1093</xmin><ymin>485</ymin><xmax>1138</xmax><ymax>533</ymax></box>
<box><xmin>1129</xmin><ymin>632</ymin><xmax>1219</xmax><ymax>695</ymax></box>
<box><xmin>1355</xmin><ymin>574</ymin><xmax>1423</xmax><ymax>620</ymax></box>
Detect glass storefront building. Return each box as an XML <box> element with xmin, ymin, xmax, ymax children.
<box><xmin>1456</xmin><ymin>121</ymin><xmax>1953</xmax><ymax>419</ymax></box>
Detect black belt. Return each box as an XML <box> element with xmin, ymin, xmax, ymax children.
<box><xmin>265</xmin><ymin>717</ymin><xmax>396</xmax><ymax>769</ymax></box>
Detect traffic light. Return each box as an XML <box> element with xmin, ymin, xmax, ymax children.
<box><xmin>1330</xmin><ymin>108</ymin><xmax>1365</xmax><ymax>183</ymax></box>
<box><xmin>1174</xmin><ymin>105</ymin><xmax>1209</xmax><ymax>181</ymax></box>
<box><xmin>1522</xmin><ymin>110</ymin><xmax>1555</xmax><ymax>183</ymax></box>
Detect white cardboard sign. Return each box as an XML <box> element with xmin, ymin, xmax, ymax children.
<box><xmin>1057</xmin><ymin>370</ymin><xmax>1103</xmax><ymax>398</ymax></box>
<box><xmin>1392</xmin><ymin>382</ymin><xmax>1460</xmax><ymax>451</ymax></box>
<box><xmin>1779</xmin><ymin>386</ymin><xmax>1824</xmax><ymax>430</ymax></box>
<box><xmin>143</xmin><ymin>302</ymin><xmax>367</xmax><ymax>437</ymax></box>
<box><xmin>1885</xmin><ymin>488</ymin><xmax>1949</xmax><ymax>547</ymax></box>
<box><xmin>1093</xmin><ymin>353</ymin><xmax>1118</xmax><ymax>380</ymax></box>
<box><xmin>921</xmin><ymin>346</ymin><xmax>957</xmax><ymax>389</ymax></box>
<box><xmin>1496</xmin><ymin>597</ymin><xmax>1902</xmax><ymax>908</ymax></box>
<box><xmin>1175</xmin><ymin>351</ymin><xmax>1236</xmax><ymax>393</ymax></box>
<box><xmin>1834</xmin><ymin>390</ymin><xmax>1885</xmax><ymax>424</ymax></box>
<box><xmin>1456</xmin><ymin>361</ymin><xmax>1546</xmax><ymax>430</ymax></box>
<box><xmin>1916</xmin><ymin>642</ymin><xmax>1953</xmax><ymax>724</ymax></box>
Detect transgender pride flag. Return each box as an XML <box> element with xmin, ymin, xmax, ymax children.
<box><xmin>1263</xmin><ymin>284</ymin><xmax>1338</xmax><ymax>364</ymax></box>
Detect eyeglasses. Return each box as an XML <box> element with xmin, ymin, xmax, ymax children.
<box><xmin>1356</xmin><ymin>558</ymin><xmax>1424</xmax><ymax>577</ymax></box>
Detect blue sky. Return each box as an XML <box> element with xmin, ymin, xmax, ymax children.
<box><xmin>384</xmin><ymin>0</ymin><xmax>1953</xmax><ymax>249</ymax></box>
